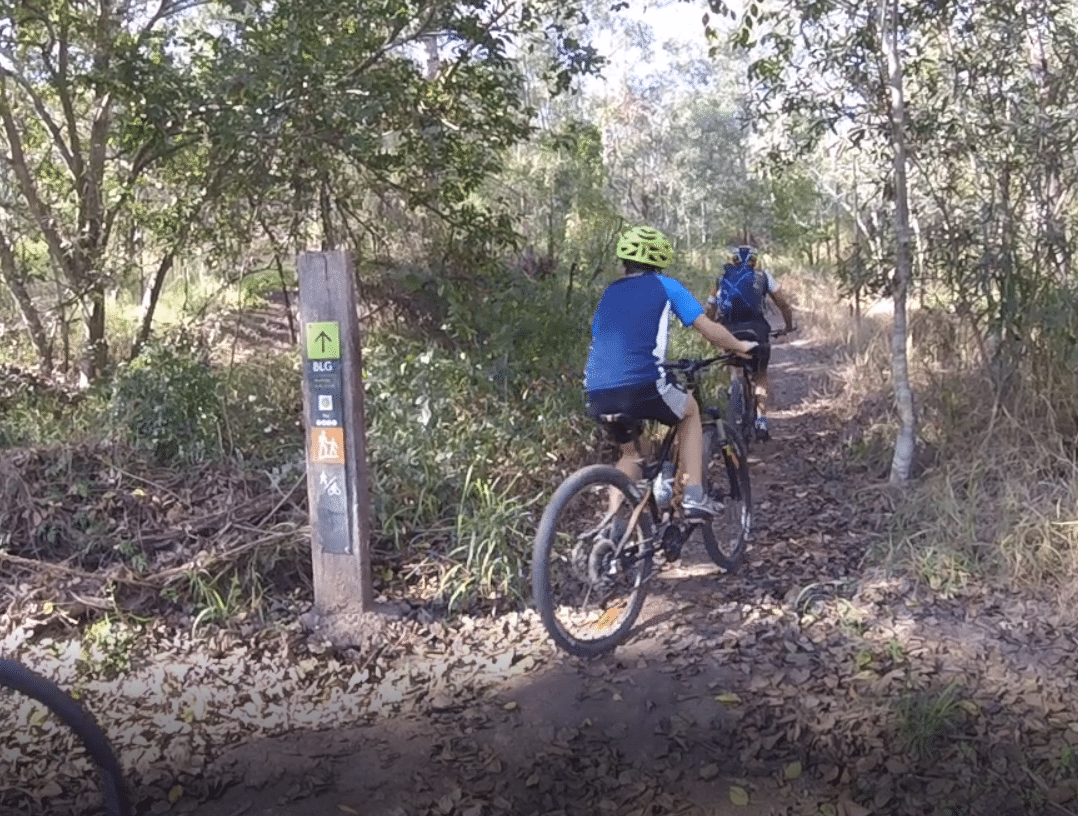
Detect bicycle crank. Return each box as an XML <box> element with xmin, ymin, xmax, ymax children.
<box><xmin>660</xmin><ymin>524</ymin><xmax>683</xmax><ymax>561</ymax></box>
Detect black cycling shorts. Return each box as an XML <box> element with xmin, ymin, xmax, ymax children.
<box><xmin>585</xmin><ymin>374</ymin><xmax>691</xmax><ymax>444</ymax></box>
<box><xmin>723</xmin><ymin>318</ymin><xmax>772</xmax><ymax>375</ymax></box>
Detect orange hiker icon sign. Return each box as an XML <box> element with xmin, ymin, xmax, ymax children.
<box><xmin>310</xmin><ymin>428</ymin><xmax>345</xmax><ymax>464</ymax></box>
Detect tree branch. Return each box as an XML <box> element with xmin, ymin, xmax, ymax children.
<box><xmin>0</xmin><ymin>81</ymin><xmax>76</xmax><ymax>284</ymax></box>
<box><xmin>0</xmin><ymin>47</ymin><xmax>80</xmax><ymax>178</ymax></box>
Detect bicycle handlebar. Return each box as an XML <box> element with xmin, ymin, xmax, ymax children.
<box><xmin>665</xmin><ymin>355</ymin><xmax>725</xmax><ymax>376</ymax></box>
<box><xmin>667</xmin><ymin>327</ymin><xmax>798</xmax><ymax>376</ymax></box>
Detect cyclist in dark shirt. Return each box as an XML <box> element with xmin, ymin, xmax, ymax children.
<box><xmin>705</xmin><ymin>245</ymin><xmax>795</xmax><ymax>439</ymax></box>
<box><xmin>584</xmin><ymin>226</ymin><xmax>756</xmax><ymax>519</ymax></box>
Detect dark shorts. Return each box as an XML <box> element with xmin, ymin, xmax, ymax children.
<box><xmin>723</xmin><ymin>318</ymin><xmax>772</xmax><ymax>375</ymax></box>
<box><xmin>585</xmin><ymin>375</ymin><xmax>691</xmax><ymax>444</ymax></box>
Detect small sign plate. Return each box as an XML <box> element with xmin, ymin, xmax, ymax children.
<box><xmin>311</xmin><ymin>392</ymin><xmax>344</xmax><ymax>427</ymax></box>
<box><xmin>309</xmin><ymin>427</ymin><xmax>345</xmax><ymax>464</ymax></box>
<box><xmin>306</xmin><ymin>322</ymin><xmax>341</xmax><ymax>360</ymax></box>
<box><xmin>309</xmin><ymin>462</ymin><xmax>350</xmax><ymax>554</ymax></box>
<box><xmin>308</xmin><ymin>359</ymin><xmax>342</xmax><ymax>390</ymax></box>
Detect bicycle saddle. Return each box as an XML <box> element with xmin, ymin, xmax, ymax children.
<box><xmin>598</xmin><ymin>413</ymin><xmax>644</xmax><ymax>440</ymax></box>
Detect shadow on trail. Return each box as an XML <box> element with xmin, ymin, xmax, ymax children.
<box><xmin>168</xmin><ymin>582</ymin><xmax>1078</xmax><ymax>816</ymax></box>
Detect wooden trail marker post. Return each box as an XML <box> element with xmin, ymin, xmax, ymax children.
<box><xmin>297</xmin><ymin>251</ymin><xmax>378</xmax><ymax>638</ymax></box>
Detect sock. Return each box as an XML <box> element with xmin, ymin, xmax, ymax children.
<box><xmin>684</xmin><ymin>484</ymin><xmax>704</xmax><ymax>503</ymax></box>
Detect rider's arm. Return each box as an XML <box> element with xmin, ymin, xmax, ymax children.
<box><xmin>704</xmin><ymin>286</ymin><xmax>718</xmax><ymax>321</ymax></box>
<box><xmin>769</xmin><ymin>288</ymin><xmax>796</xmax><ymax>333</ymax></box>
<box><xmin>691</xmin><ymin>315</ymin><xmax>756</xmax><ymax>355</ymax></box>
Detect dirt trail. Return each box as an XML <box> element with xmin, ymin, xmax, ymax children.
<box><xmin>181</xmin><ymin>329</ymin><xmax>849</xmax><ymax>816</ymax></box>
<box><xmin>171</xmin><ymin>329</ymin><xmax>1078</xmax><ymax>816</ymax></box>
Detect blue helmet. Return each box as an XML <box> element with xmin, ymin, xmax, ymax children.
<box><xmin>731</xmin><ymin>245</ymin><xmax>758</xmax><ymax>266</ymax></box>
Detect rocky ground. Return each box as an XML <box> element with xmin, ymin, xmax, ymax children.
<box><xmin>4</xmin><ymin>330</ymin><xmax>1078</xmax><ymax>816</ymax></box>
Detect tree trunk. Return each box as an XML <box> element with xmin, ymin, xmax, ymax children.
<box><xmin>80</xmin><ymin>282</ymin><xmax>108</xmax><ymax>386</ymax></box>
<box><xmin>881</xmin><ymin>0</ymin><xmax>917</xmax><ymax>485</ymax></box>
<box><xmin>319</xmin><ymin>173</ymin><xmax>337</xmax><ymax>251</ymax></box>
<box><xmin>0</xmin><ymin>231</ymin><xmax>52</xmax><ymax>373</ymax></box>
<box><xmin>131</xmin><ymin>248</ymin><xmax>179</xmax><ymax>360</ymax></box>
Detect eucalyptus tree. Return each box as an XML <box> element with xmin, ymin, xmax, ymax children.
<box><xmin>584</xmin><ymin>13</ymin><xmax>774</xmax><ymax>265</ymax></box>
<box><xmin>902</xmin><ymin>0</ymin><xmax>1078</xmax><ymax>381</ymax></box>
<box><xmin>477</xmin><ymin>1</ymin><xmax>621</xmax><ymax>280</ymax></box>
<box><xmin>182</xmin><ymin>0</ymin><xmax>603</xmax><ymax>283</ymax></box>
<box><xmin>735</xmin><ymin>0</ymin><xmax>921</xmax><ymax>482</ymax></box>
<box><xmin>736</xmin><ymin>0</ymin><xmax>1078</xmax><ymax>478</ymax></box>
<box><xmin>0</xmin><ymin>0</ymin><xmax>214</xmax><ymax>381</ymax></box>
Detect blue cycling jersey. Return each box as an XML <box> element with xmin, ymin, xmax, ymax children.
<box><xmin>583</xmin><ymin>273</ymin><xmax>704</xmax><ymax>391</ymax></box>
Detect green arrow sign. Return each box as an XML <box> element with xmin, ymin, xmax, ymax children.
<box><xmin>306</xmin><ymin>322</ymin><xmax>341</xmax><ymax>360</ymax></box>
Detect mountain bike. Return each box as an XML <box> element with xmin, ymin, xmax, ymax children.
<box><xmin>0</xmin><ymin>657</ymin><xmax>132</xmax><ymax>816</ymax></box>
<box><xmin>726</xmin><ymin>328</ymin><xmax>795</xmax><ymax>448</ymax></box>
<box><xmin>531</xmin><ymin>355</ymin><xmax>752</xmax><ymax>658</ymax></box>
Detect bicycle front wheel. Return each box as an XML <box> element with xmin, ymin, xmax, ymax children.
<box><xmin>700</xmin><ymin>422</ymin><xmax>752</xmax><ymax>572</ymax></box>
<box><xmin>532</xmin><ymin>464</ymin><xmax>654</xmax><ymax>657</ymax></box>
<box><xmin>0</xmin><ymin>658</ymin><xmax>132</xmax><ymax>816</ymax></box>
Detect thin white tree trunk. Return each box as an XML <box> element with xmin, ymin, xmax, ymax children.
<box><xmin>880</xmin><ymin>0</ymin><xmax>917</xmax><ymax>484</ymax></box>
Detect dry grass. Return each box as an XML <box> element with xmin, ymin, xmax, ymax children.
<box><xmin>895</xmin><ymin>384</ymin><xmax>1078</xmax><ymax>599</ymax></box>
<box><xmin>788</xmin><ymin>269</ymin><xmax>1078</xmax><ymax>600</ymax></box>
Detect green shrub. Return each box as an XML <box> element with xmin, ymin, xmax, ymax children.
<box><xmin>108</xmin><ymin>338</ymin><xmax>222</xmax><ymax>464</ymax></box>
<box><xmin>238</xmin><ymin>267</ymin><xmax>296</xmax><ymax>306</ymax></box>
<box><xmin>218</xmin><ymin>351</ymin><xmax>304</xmax><ymax>463</ymax></box>
<box><xmin>363</xmin><ymin>269</ymin><xmax>599</xmax><ymax>609</ymax></box>
<box><xmin>0</xmin><ymin>367</ymin><xmax>106</xmax><ymax>448</ymax></box>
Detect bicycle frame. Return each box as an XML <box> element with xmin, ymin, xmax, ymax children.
<box><xmin>605</xmin><ymin>356</ymin><xmax>726</xmax><ymax>555</ymax></box>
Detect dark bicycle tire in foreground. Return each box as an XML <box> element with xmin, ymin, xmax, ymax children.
<box><xmin>0</xmin><ymin>657</ymin><xmax>131</xmax><ymax>816</ymax></box>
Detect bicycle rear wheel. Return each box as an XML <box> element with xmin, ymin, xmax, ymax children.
<box><xmin>0</xmin><ymin>658</ymin><xmax>131</xmax><ymax>816</ymax></box>
<box><xmin>532</xmin><ymin>464</ymin><xmax>654</xmax><ymax>657</ymax></box>
<box><xmin>699</xmin><ymin>422</ymin><xmax>752</xmax><ymax>572</ymax></box>
<box><xmin>727</xmin><ymin>374</ymin><xmax>753</xmax><ymax>447</ymax></box>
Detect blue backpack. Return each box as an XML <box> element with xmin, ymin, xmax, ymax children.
<box><xmin>716</xmin><ymin>260</ymin><xmax>766</xmax><ymax>324</ymax></box>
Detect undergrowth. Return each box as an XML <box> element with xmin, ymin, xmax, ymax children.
<box><xmin>796</xmin><ymin>272</ymin><xmax>1078</xmax><ymax>600</ymax></box>
<box><xmin>0</xmin><ymin>265</ymin><xmax>611</xmax><ymax>626</ymax></box>
<box><xmin>9</xmin><ymin>258</ymin><xmax>1078</xmax><ymax>626</ymax></box>
<box><xmin>363</xmin><ymin>269</ymin><xmax>599</xmax><ymax>612</ymax></box>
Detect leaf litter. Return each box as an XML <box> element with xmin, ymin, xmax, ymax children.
<box><xmin>4</xmin><ymin>342</ymin><xmax>1078</xmax><ymax>815</ymax></box>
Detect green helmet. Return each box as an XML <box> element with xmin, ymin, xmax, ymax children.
<box><xmin>616</xmin><ymin>226</ymin><xmax>673</xmax><ymax>269</ymax></box>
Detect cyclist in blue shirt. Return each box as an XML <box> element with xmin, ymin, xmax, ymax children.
<box><xmin>584</xmin><ymin>226</ymin><xmax>756</xmax><ymax>519</ymax></box>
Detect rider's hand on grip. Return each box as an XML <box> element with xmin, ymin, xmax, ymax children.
<box><xmin>736</xmin><ymin>340</ymin><xmax>758</xmax><ymax>358</ymax></box>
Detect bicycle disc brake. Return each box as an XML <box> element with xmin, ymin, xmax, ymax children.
<box><xmin>587</xmin><ymin>538</ymin><xmax>642</xmax><ymax>592</ymax></box>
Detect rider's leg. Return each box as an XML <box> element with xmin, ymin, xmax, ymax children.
<box><xmin>675</xmin><ymin>398</ymin><xmax>704</xmax><ymax>489</ymax></box>
<box><xmin>615</xmin><ymin>438</ymin><xmax>648</xmax><ymax>483</ymax></box>
<box><xmin>749</xmin><ymin>324</ymin><xmax>773</xmax><ymax>433</ymax></box>
<box><xmin>609</xmin><ymin>437</ymin><xmax>655</xmax><ymax>516</ymax></box>
<box><xmin>677</xmin><ymin>400</ymin><xmax>725</xmax><ymax>517</ymax></box>
<box><xmin>754</xmin><ymin>370</ymin><xmax>769</xmax><ymax>417</ymax></box>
